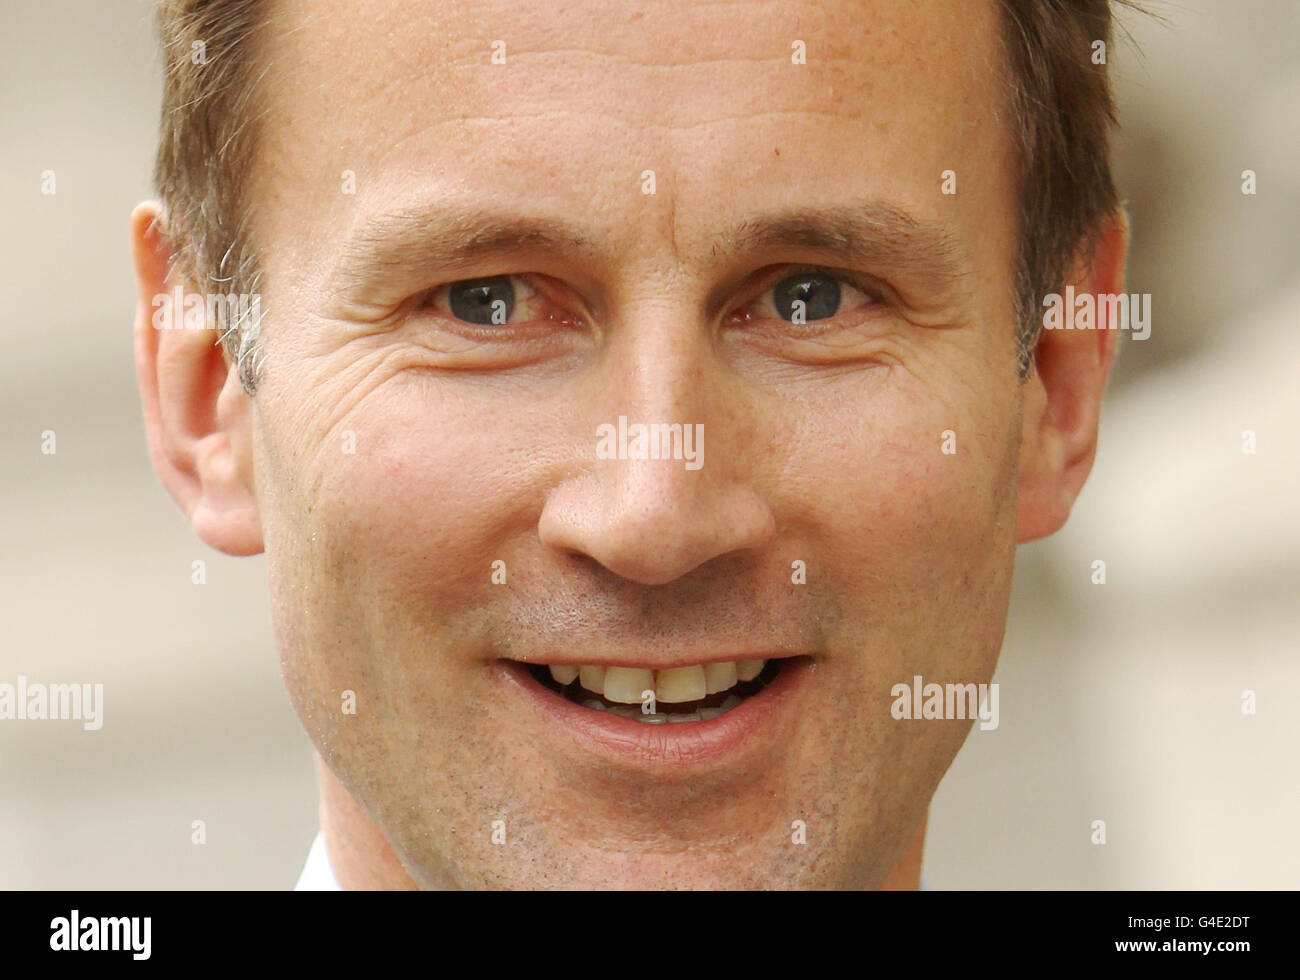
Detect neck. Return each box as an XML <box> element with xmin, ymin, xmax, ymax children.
<box><xmin>318</xmin><ymin>756</ymin><xmax>418</xmax><ymax>889</ymax></box>
<box><xmin>880</xmin><ymin>813</ymin><xmax>927</xmax><ymax>889</ymax></box>
<box><xmin>317</xmin><ymin>754</ymin><xmax>927</xmax><ymax>890</ymax></box>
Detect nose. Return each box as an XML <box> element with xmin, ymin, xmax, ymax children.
<box><xmin>537</xmin><ymin>311</ymin><xmax>776</xmax><ymax>586</ymax></box>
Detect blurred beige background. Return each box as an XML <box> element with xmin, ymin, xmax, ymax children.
<box><xmin>1</xmin><ymin>0</ymin><xmax>1296</xmax><ymax>889</ymax></box>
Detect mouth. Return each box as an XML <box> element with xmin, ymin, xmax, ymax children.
<box><xmin>497</xmin><ymin>654</ymin><xmax>810</xmax><ymax>770</ymax></box>
<box><xmin>525</xmin><ymin>658</ymin><xmax>784</xmax><ymax>723</ymax></box>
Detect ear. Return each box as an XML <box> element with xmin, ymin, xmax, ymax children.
<box><xmin>1016</xmin><ymin>210</ymin><xmax>1129</xmax><ymax>543</ymax></box>
<box><xmin>131</xmin><ymin>201</ymin><xmax>264</xmax><ymax>556</ymax></box>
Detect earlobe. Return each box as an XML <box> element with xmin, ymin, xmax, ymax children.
<box><xmin>1015</xmin><ymin>212</ymin><xmax>1129</xmax><ymax>543</ymax></box>
<box><xmin>131</xmin><ymin>201</ymin><xmax>264</xmax><ymax>556</ymax></box>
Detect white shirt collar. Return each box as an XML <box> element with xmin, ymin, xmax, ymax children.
<box><xmin>294</xmin><ymin>831</ymin><xmax>342</xmax><ymax>890</ymax></box>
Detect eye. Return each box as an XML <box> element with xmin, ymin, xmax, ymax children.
<box><xmin>749</xmin><ymin>269</ymin><xmax>877</xmax><ymax>324</ymax></box>
<box><xmin>423</xmin><ymin>275</ymin><xmax>539</xmax><ymax>325</ymax></box>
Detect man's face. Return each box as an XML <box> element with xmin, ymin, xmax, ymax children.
<box><xmin>246</xmin><ymin>0</ymin><xmax>1022</xmax><ymax>887</ymax></box>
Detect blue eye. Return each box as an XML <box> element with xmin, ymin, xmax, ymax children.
<box><xmin>772</xmin><ymin>272</ymin><xmax>843</xmax><ymax>321</ymax></box>
<box><xmin>447</xmin><ymin>276</ymin><xmax>516</xmax><ymax>324</ymax></box>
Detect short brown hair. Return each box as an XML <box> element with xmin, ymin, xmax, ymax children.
<box><xmin>154</xmin><ymin>0</ymin><xmax>269</xmax><ymax>389</ymax></box>
<box><xmin>152</xmin><ymin>0</ymin><xmax>1131</xmax><ymax>391</ymax></box>
<box><xmin>997</xmin><ymin>0</ymin><xmax>1129</xmax><ymax>374</ymax></box>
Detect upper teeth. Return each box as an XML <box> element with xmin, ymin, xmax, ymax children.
<box><xmin>549</xmin><ymin>660</ymin><xmax>767</xmax><ymax>704</ymax></box>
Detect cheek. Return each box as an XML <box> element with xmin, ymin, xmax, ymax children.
<box><xmin>254</xmin><ymin>372</ymin><xmax>526</xmax><ymax>686</ymax></box>
<box><xmin>773</xmin><ymin>368</ymin><xmax>1019</xmax><ymax>634</ymax></box>
<box><xmin>318</xmin><ymin>390</ymin><xmax>523</xmax><ymax>595</ymax></box>
<box><xmin>765</xmin><ymin>372</ymin><xmax>1018</xmax><ymax>831</ymax></box>
<box><xmin>349</xmin><ymin>434</ymin><xmax>502</xmax><ymax>578</ymax></box>
<box><xmin>253</xmin><ymin>370</ymin><xmax>540</xmax><ymax>779</ymax></box>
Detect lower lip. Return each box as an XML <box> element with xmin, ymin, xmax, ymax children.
<box><xmin>494</xmin><ymin>657</ymin><xmax>811</xmax><ymax>771</ymax></box>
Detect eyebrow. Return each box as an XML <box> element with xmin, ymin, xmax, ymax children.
<box><xmin>333</xmin><ymin>199</ymin><xmax>968</xmax><ymax>303</ymax></box>
<box><xmin>711</xmin><ymin>203</ymin><xmax>969</xmax><ymax>303</ymax></box>
<box><xmin>333</xmin><ymin>207</ymin><xmax>595</xmax><ymax>294</ymax></box>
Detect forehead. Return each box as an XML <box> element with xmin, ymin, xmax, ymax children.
<box><xmin>253</xmin><ymin>0</ymin><xmax>1013</xmax><ymax>280</ymax></box>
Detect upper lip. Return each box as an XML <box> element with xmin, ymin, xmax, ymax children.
<box><xmin>497</xmin><ymin>653</ymin><xmax>811</xmax><ymax>771</ymax></box>
<box><xmin>504</xmin><ymin>652</ymin><xmax>806</xmax><ymax>670</ymax></box>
